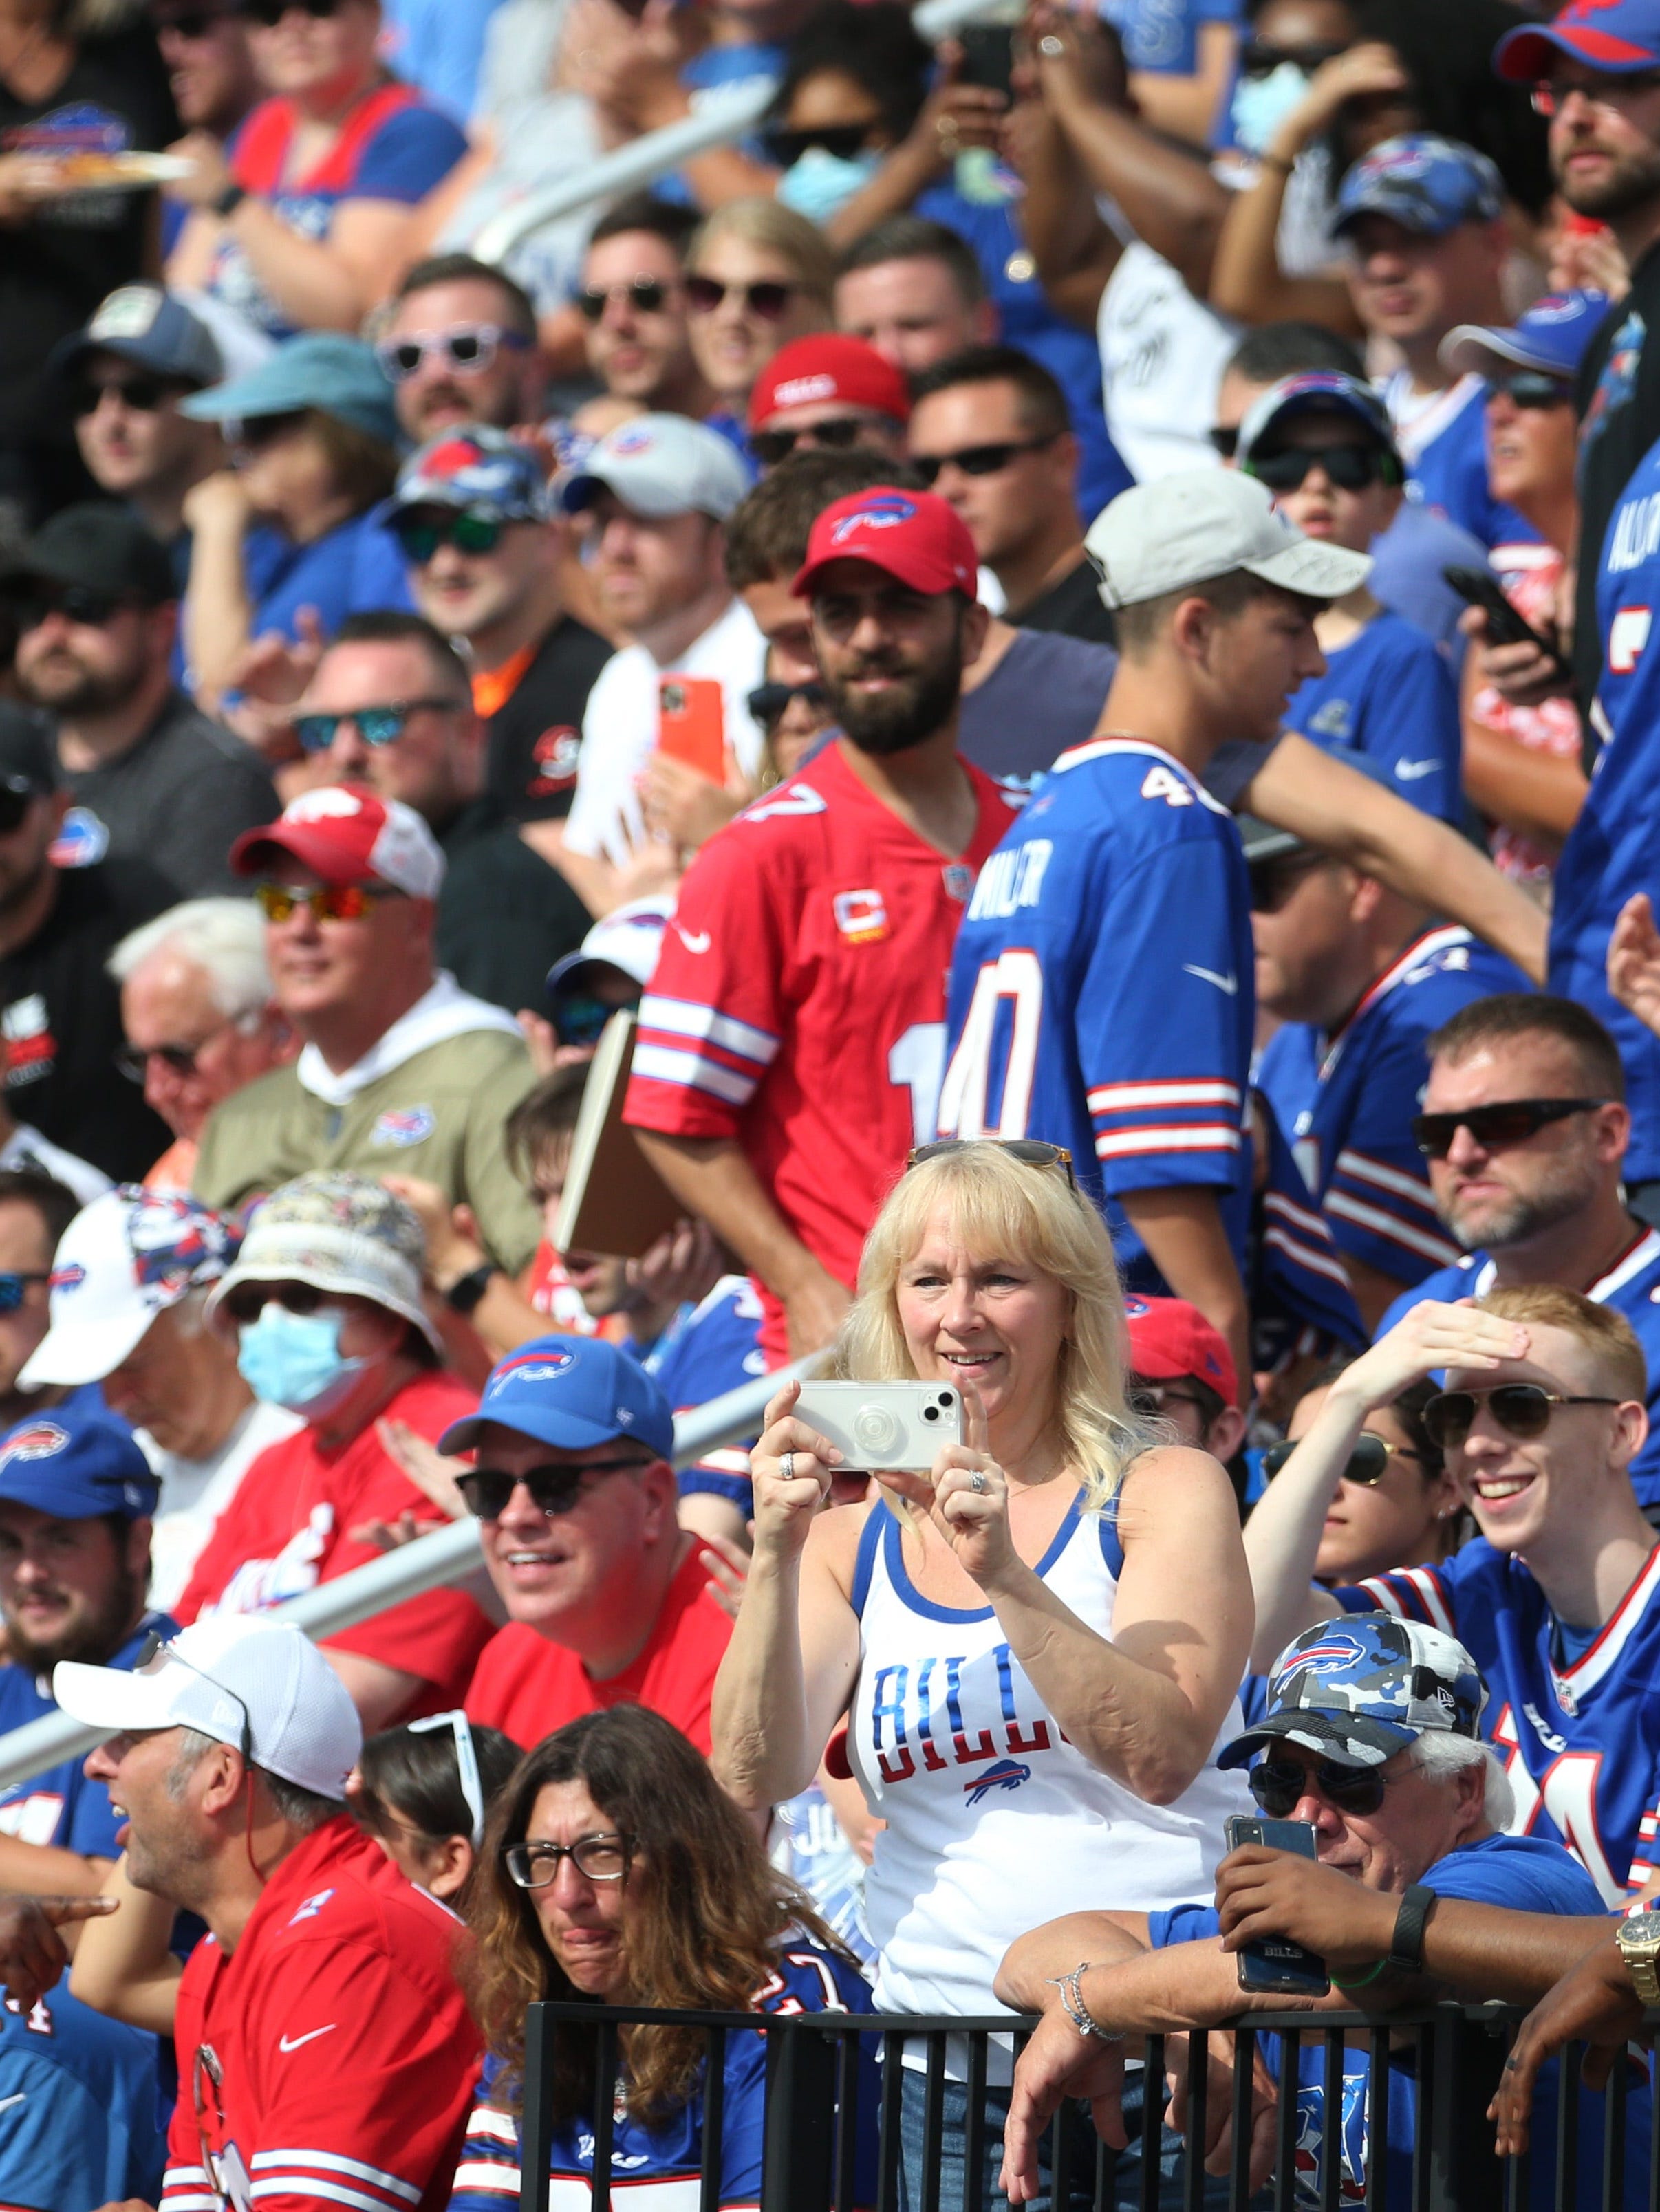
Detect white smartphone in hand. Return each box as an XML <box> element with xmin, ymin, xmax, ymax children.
<box><xmin>792</xmin><ymin>1382</ymin><xmax>964</xmax><ymax>1471</ymax></box>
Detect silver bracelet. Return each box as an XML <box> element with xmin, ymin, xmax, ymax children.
<box><xmin>1044</xmin><ymin>1960</ymin><xmax>1123</xmax><ymax>2043</ymax></box>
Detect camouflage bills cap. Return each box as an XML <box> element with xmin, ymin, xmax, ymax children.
<box><xmin>1220</xmin><ymin>1616</ymin><xmax>1487</xmax><ymax>1771</ymax></box>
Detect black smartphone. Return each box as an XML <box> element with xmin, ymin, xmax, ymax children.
<box><xmin>1442</xmin><ymin>564</ymin><xmax>1560</xmax><ymax>660</ymax></box>
<box><xmin>1223</xmin><ymin>1814</ymin><xmax>1331</xmax><ymax>1995</ymax></box>
<box><xmin>958</xmin><ymin>23</ymin><xmax>1015</xmax><ymax>98</ymax></box>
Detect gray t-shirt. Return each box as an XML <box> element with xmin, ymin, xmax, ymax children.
<box><xmin>63</xmin><ymin>691</ymin><xmax>277</xmax><ymax>898</ymax></box>
<box><xmin>957</xmin><ymin>629</ymin><xmax>1119</xmax><ymax>786</ymax></box>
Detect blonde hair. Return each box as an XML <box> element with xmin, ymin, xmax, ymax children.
<box><xmin>688</xmin><ymin>197</ymin><xmax>837</xmax><ymax>309</ymax></box>
<box><xmin>838</xmin><ymin>1144</ymin><xmax>1156</xmax><ymax>1512</ymax></box>
<box><xmin>1478</xmin><ymin>1283</ymin><xmax>1648</xmax><ymax>1402</ymax></box>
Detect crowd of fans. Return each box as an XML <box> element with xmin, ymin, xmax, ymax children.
<box><xmin>10</xmin><ymin>0</ymin><xmax>1660</xmax><ymax>2199</ymax></box>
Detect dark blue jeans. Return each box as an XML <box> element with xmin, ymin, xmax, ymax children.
<box><xmin>895</xmin><ymin>2065</ymin><xmax>1236</xmax><ymax>2212</ymax></box>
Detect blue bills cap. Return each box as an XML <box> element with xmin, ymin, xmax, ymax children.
<box><xmin>1220</xmin><ymin>1616</ymin><xmax>1487</xmax><ymax>1770</ymax></box>
<box><xmin>0</xmin><ymin>1405</ymin><xmax>159</xmax><ymax>1522</ymax></box>
<box><xmin>1333</xmin><ymin>133</ymin><xmax>1506</xmax><ymax>239</ymax></box>
<box><xmin>439</xmin><ymin>1335</ymin><xmax>676</xmax><ymax>1460</ymax></box>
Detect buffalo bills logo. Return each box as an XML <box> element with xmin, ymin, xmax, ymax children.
<box><xmin>963</xmin><ymin>1758</ymin><xmax>1031</xmax><ymax>1805</ymax></box>
<box><xmin>422</xmin><ymin>435</ymin><xmax>488</xmax><ymax>479</ymax></box>
<box><xmin>48</xmin><ymin>807</ymin><xmax>109</xmax><ymax>869</ymax></box>
<box><xmin>0</xmin><ymin>1423</ymin><xmax>69</xmax><ymax>1467</ymax></box>
<box><xmin>611</xmin><ymin>425</ymin><xmax>658</xmax><ymax>455</ymax></box>
<box><xmin>488</xmin><ymin>1347</ymin><xmax>576</xmax><ymax>1395</ymax></box>
<box><xmin>1123</xmin><ymin>1295</ymin><xmax>1150</xmax><ymax>1318</ymax></box>
<box><xmin>1281</xmin><ymin>1639</ymin><xmax>1368</xmax><ymax>1677</ymax></box>
<box><xmin>830</xmin><ymin>495</ymin><xmax>915</xmax><ymax>545</ymax></box>
<box><xmin>1359</xmin><ymin>142</ymin><xmax>1432</xmax><ymax>181</ymax></box>
<box><xmin>48</xmin><ymin>1263</ymin><xmax>86</xmax><ymax>1293</ymax></box>
<box><xmin>370</xmin><ymin>1106</ymin><xmax>435</xmax><ymax>1149</ymax></box>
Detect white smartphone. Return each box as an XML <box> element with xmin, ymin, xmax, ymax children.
<box><xmin>793</xmin><ymin>1381</ymin><xmax>964</xmax><ymax>1471</ymax></box>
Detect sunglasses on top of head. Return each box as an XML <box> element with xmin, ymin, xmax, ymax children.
<box><xmin>685</xmin><ymin>275</ymin><xmax>797</xmax><ymax>318</ymax></box>
<box><xmin>906</xmin><ymin>1138</ymin><xmax>1076</xmax><ymax>1187</ymax></box>
<box><xmin>1421</xmin><ymin>1382</ymin><xmax>1620</xmax><ymax>1452</ymax></box>
<box><xmin>1410</xmin><ymin>1096</ymin><xmax>1608</xmax><ymax>1159</ymax></box>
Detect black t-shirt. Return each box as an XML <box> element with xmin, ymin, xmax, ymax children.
<box><xmin>0</xmin><ymin>860</ymin><xmax>173</xmax><ymax>1180</ymax></box>
<box><xmin>1575</xmin><ymin>266</ymin><xmax>1659</xmax><ymax>713</ymax></box>
<box><xmin>1008</xmin><ymin>556</ymin><xmax>1118</xmax><ymax>647</ymax></box>
<box><xmin>0</xmin><ymin>26</ymin><xmax>177</xmax><ymax>444</ymax></box>
<box><xmin>957</xmin><ymin>628</ymin><xmax>1118</xmax><ymax>785</ymax></box>
<box><xmin>63</xmin><ymin>693</ymin><xmax>277</xmax><ymax>898</ymax></box>
<box><xmin>483</xmin><ymin>616</ymin><xmax>615</xmax><ymax>823</ymax></box>
<box><xmin>435</xmin><ymin>796</ymin><xmax>592</xmax><ymax>1015</ymax></box>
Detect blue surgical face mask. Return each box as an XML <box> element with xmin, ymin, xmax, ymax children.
<box><xmin>236</xmin><ymin>1303</ymin><xmax>368</xmax><ymax>1419</ymax></box>
<box><xmin>1230</xmin><ymin>61</ymin><xmax>1311</xmax><ymax>155</ymax></box>
<box><xmin>776</xmin><ymin>144</ymin><xmax>884</xmax><ymax>224</ymax></box>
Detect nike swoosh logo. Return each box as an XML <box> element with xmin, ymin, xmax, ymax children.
<box><xmin>672</xmin><ymin>924</ymin><xmax>711</xmax><ymax>954</ymax></box>
<box><xmin>1393</xmin><ymin>759</ymin><xmax>1441</xmax><ymax>780</ymax></box>
<box><xmin>279</xmin><ymin>2024</ymin><xmax>338</xmax><ymax>2052</ymax></box>
<box><xmin>1182</xmin><ymin>964</ymin><xmax>1238</xmax><ymax>995</ymax></box>
<box><xmin>0</xmin><ymin>2092</ymin><xmax>26</xmax><ymax>2112</ymax></box>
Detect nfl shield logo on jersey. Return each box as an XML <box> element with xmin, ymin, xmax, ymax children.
<box><xmin>371</xmin><ymin>1106</ymin><xmax>436</xmax><ymax>1149</ymax></box>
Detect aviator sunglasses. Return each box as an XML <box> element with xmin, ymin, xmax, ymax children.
<box><xmin>1260</xmin><ymin>1431</ymin><xmax>1421</xmax><ymax>1486</ymax></box>
<box><xmin>1421</xmin><ymin>1382</ymin><xmax>1620</xmax><ymax>1452</ymax></box>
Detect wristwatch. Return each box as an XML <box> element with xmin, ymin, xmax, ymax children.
<box><xmin>1617</xmin><ymin>1909</ymin><xmax>1660</xmax><ymax>2006</ymax></box>
<box><xmin>1387</xmin><ymin>1883</ymin><xmax>1438</xmax><ymax>1974</ymax></box>
<box><xmin>213</xmin><ymin>180</ymin><xmax>246</xmax><ymax>219</ymax></box>
<box><xmin>444</xmin><ymin>1262</ymin><xmax>499</xmax><ymax>1316</ymax></box>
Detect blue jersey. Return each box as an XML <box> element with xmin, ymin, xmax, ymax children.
<box><xmin>0</xmin><ymin>1610</ymin><xmax>173</xmax><ymax>1856</ymax></box>
<box><xmin>1148</xmin><ymin>1834</ymin><xmax>1637</xmax><ymax>2209</ymax></box>
<box><xmin>643</xmin><ymin>1272</ymin><xmax>766</xmax><ymax>1511</ymax></box>
<box><xmin>1101</xmin><ymin>0</ymin><xmax>1240</xmax><ymax>74</ymax></box>
<box><xmin>1560</xmin><ymin>435</ymin><xmax>1660</xmax><ymax>1184</ymax></box>
<box><xmin>1251</xmin><ymin>1103</ymin><xmax>1368</xmax><ymax>1369</ymax></box>
<box><xmin>0</xmin><ymin>1983</ymin><xmax>168</xmax><ymax>2211</ymax></box>
<box><xmin>448</xmin><ymin>1935</ymin><xmax>878</xmax><ymax>2211</ymax></box>
<box><xmin>1255</xmin><ymin>927</ymin><xmax>1530</xmax><ymax>1291</ymax></box>
<box><xmin>940</xmin><ymin>737</ymin><xmax>1253</xmax><ymax>1288</ymax></box>
<box><xmin>1337</xmin><ymin>1541</ymin><xmax>1660</xmax><ymax>1899</ymax></box>
<box><xmin>1386</xmin><ymin>373</ymin><xmax>1541</xmax><ymax>553</ymax></box>
<box><xmin>1284</xmin><ymin>613</ymin><xmax>1463</xmax><ymax>823</ymax></box>
<box><xmin>1376</xmin><ymin>1230</ymin><xmax>1660</xmax><ymax>1515</ymax></box>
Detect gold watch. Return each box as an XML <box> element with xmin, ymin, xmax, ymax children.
<box><xmin>1617</xmin><ymin>1909</ymin><xmax>1660</xmax><ymax>2006</ymax></box>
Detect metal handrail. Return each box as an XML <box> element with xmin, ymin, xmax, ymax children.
<box><xmin>472</xmin><ymin>0</ymin><xmax>1015</xmax><ymax>265</ymax></box>
<box><xmin>0</xmin><ymin>1352</ymin><xmax>818</xmax><ymax>1794</ymax></box>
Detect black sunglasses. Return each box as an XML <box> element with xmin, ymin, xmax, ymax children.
<box><xmin>1410</xmin><ymin>1096</ymin><xmax>1608</xmax><ymax>1160</ymax></box>
<box><xmin>752</xmin><ymin>418</ymin><xmax>876</xmax><ymax>466</ymax></box>
<box><xmin>221</xmin><ymin>1281</ymin><xmax>330</xmax><ymax>1326</ymax></box>
<box><xmin>116</xmin><ymin>1040</ymin><xmax>206</xmax><ymax>1082</ymax></box>
<box><xmin>392</xmin><ymin>510</ymin><xmax>505</xmax><ymax>564</ymax></box>
<box><xmin>575</xmin><ymin>279</ymin><xmax>673</xmax><ymax>323</ymax></box>
<box><xmin>907</xmin><ymin>1138</ymin><xmax>1076</xmax><ymax>1187</ymax></box>
<box><xmin>11</xmin><ymin>583</ymin><xmax>130</xmax><ymax>629</ymax></box>
<box><xmin>1422</xmin><ymin>1382</ymin><xmax>1620</xmax><ymax>1451</ymax></box>
<box><xmin>747</xmin><ymin>677</ymin><xmax>826</xmax><ymax>729</ymax></box>
<box><xmin>0</xmin><ymin>780</ymin><xmax>37</xmax><ymax>836</ymax></box>
<box><xmin>1261</xmin><ymin>1431</ymin><xmax>1422</xmax><ymax>1486</ymax></box>
<box><xmin>912</xmin><ymin>435</ymin><xmax>1059</xmax><ymax>488</ymax></box>
<box><xmin>458</xmin><ymin>1457</ymin><xmax>656</xmax><ymax>1519</ymax></box>
<box><xmin>551</xmin><ymin>989</ymin><xmax>639</xmax><ymax>1050</ymax></box>
<box><xmin>248</xmin><ymin>0</ymin><xmax>340</xmax><ymax>23</ymax></box>
<box><xmin>685</xmin><ymin>275</ymin><xmax>797</xmax><ymax>318</ymax></box>
<box><xmin>763</xmin><ymin>122</ymin><xmax>874</xmax><ymax>167</ymax></box>
<box><xmin>153</xmin><ymin>2</ymin><xmax>244</xmax><ymax>31</ymax></box>
<box><xmin>1238</xmin><ymin>36</ymin><xmax>1348</xmax><ymax>76</ymax></box>
<box><xmin>1489</xmin><ymin>370</ymin><xmax>1573</xmax><ymax>411</ymax></box>
<box><xmin>1249</xmin><ymin>1757</ymin><xmax>1390</xmax><ymax>1818</ymax></box>
<box><xmin>72</xmin><ymin>374</ymin><xmax>174</xmax><ymax>417</ymax></box>
<box><xmin>1244</xmin><ymin>444</ymin><xmax>1395</xmax><ymax>493</ymax></box>
<box><xmin>1207</xmin><ymin>425</ymin><xmax>1240</xmax><ymax>460</ymax></box>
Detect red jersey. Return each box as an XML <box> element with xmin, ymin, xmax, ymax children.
<box><xmin>158</xmin><ymin>1815</ymin><xmax>481</xmax><ymax>2212</ymax></box>
<box><xmin>465</xmin><ymin>1544</ymin><xmax>732</xmax><ymax>1753</ymax></box>
<box><xmin>624</xmin><ymin>741</ymin><xmax>1019</xmax><ymax>1356</ymax></box>
<box><xmin>175</xmin><ymin>1370</ymin><xmax>494</xmax><ymax>1713</ymax></box>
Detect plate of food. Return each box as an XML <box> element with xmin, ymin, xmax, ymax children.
<box><xmin>45</xmin><ymin>151</ymin><xmax>195</xmax><ymax>191</ymax></box>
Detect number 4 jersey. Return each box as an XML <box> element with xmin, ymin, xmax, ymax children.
<box><xmin>938</xmin><ymin>737</ymin><xmax>1255</xmax><ymax>1286</ymax></box>
<box><xmin>624</xmin><ymin>741</ymin><xmax>1021</xmax><ymax>1362</ymax></box>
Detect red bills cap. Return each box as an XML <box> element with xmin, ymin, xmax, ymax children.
<box><xmin>750</xmin><ymin>335</ymin><xmax>912</xmax><ymax>431</ymax></box>
<box><xmin>230</xmin><ymin>783</ymin><xmax>445</xmax><ymax>899</ymax></box>
<box><xmin>793</xmin><ymin>486</ymin><xmax>978</xmax><ymax>600</ymax></box>
<box><xmin>1122</xmin><ymin>1293</ymin><xmax>1238</xmax><ymax>1406</ymax></box>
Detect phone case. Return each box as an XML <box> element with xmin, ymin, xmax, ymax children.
<box><xmin>793</xmin><ymin>1382</ymin><xmax>964</xmax><ymax>1471</ymax></box>
<box><xmin>658</xmin><ymin>676</ymin><xmax>727</xmax><ymax>785</ymax></box>
<box><xmin>1224</xmin><ymin>1816</ymin><xmax>1330</xmax><ymax>1995</ymax></box>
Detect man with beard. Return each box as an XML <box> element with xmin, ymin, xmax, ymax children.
<box><xmin>6</xmin><ymin>503</ymin><xmax>276</xmax><ymax>900</ymax></box>
<box><xmin>1376</xmin><ymin>995</ymin><xmax>1660</xmax><ymax>1518</ymax></box>
<box><xmin>626</xmin><ymin>487</ymin><xmax>1022</xmax><ymax>1363</ymax></box>
<box><xmin>940</xmin><ymin>472</ymin><xmax>1368</xmax><ymax>1394</ymax></box>
<box><xmin>378</xmin><ymin>254</ymin><xmax>547</xmax><ymax>447</ymax></box>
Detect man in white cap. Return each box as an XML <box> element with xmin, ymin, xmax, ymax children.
<box><xmin>554</xmin><ymin>414</ymin><xmax>767</xmax><ymax>916</ymax></box>
<box><xmin>174</xmin><ymin>1171</ymin><xmax>495</xmax><ymax>1728</ymax></box>
<box><xmin>189</xmin><ymin>782</ymin><xmax>541</xmax><ymax>1277</ymax></box>
<box><xmin>19</xmin><ymin>1188</ymin><xmax>301</xmax><ymax>1609</ymax></box>
<box><xmin>56</xmin><ymin>1616</ymin><xmax>481</xmax><ymax>2211</ymax></box>
<box><xmin>940</xmin><ymin>471</ymin><xmax>1369</xmax><ymax>1394</ymax></box>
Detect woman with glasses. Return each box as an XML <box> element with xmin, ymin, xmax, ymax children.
<box><xmin>449</xmin><ymin>1704</ymin><xmax>877</xmax><ymax>2212</ymax></box>
<box><xmin>684</xmin><ymin>199</ymin><xmax>834</xmax><ymax>444</ymax></box>
<box><xmin>713</xmin><ymin>1139</ymin><xmax>1255</xmax><ymax>2211</ymax></box>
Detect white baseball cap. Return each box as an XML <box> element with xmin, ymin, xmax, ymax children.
<box><xmin>546</xmin><ymin>894</ymin><xmax>673</xmax><ymax>998</ymax></box>
<box><xmin>560</xmin><ymin>413</ymin><xmax>752</xmax><ymax>523</ymax></box>
<box><xmin>1084</xmin><ymin>470</ymin><xmax>1373</xmax><ymax>611</ymax></box>
<box><xmin>21</xmin><ymin>1187</ymin><xmax>243</xmax><ymax>1389</ymax></box>
<box><xmin>54</xmin><ymin>1616</ymin><xmax>363</xmax><ymax>1799</ymax></box>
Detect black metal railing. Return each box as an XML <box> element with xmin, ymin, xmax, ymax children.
<box><xmin>516</xmin><ymin>2001</ymin><xmax>1654</xmax><ymax>2212</ymax></box>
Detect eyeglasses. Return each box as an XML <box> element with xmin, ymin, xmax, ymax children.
<box><xmin>1238</xmin><ymin>36</ymin><xmax>1348</xmax><ymax>76</ymax></box>
<box><xmin>292</xmin><ymin>697</ymin><xmax>464</xmax><ymax>753</ymax></box>
<box><xmin>1249</xmin><ymin>1757</ymin><xmax>1392</xmax><ymax>1819</ymax></box>
<box><xmin>685</xmin><ymin>274</ymin><xmax>797</xmax><ymax>318</ymax></box>
<box><xmin>574</xmin><ymin>279</ymin><xmax>674</xmax><ymax>323</ymax></box>
<box><xmin>762</xmin><ymin>122</ymin><xmax>875</xmax><ymax>167</ymax></box>
<box><xmin>220</xmin><ymin>1280</ymin><xmax>332</xmax><ymax>1325</ymax></box>
<box><xmin>457</xmin><ymin>1457</ymin><xmax>656</xmax><ymax>1519</ymax></box>
<box><xmin>1207</xmin><ymin>425</ymin><xmax>1240</xmax><ymax>460</ymax></box>
<box><xmin>133</xmin><ymin>1629</ymin><xmax>254</xmax><ymax>1764</ymax></box>
<box><xmin>1133</xmin><ymin>1383</ymin><xmax>1212</xmax><ymax>1419</ymax></box>
<box><xmin>1244</xmin><ymin>444</ymin><xmax>1394</xmax><ymax>493</ymax></box>
<box><xmin>391</xmin><ymin>510</ymin><xmax>505</xmax><ymax>564</ymax></box>
<box><xmin>115</xmin><ymin>1034</ymin><xmax>221</xmax><ymax>1082</ymax></box>
<box><xmin>248</xmin><ymin>0</ymin><xmax>339</xmax><ymax>25</ymax></box>
<box><xmin>912</xmin><ymin>435</ymin><xmax>1061</xmax><ymax>488</ymax></box>
<box><xmin>1260</xmin><ymin>1431</ymin><xmax>1422</xmax><ymax>1486</ymax></box>
<box><xmin>0</xmin><ymin>1271</ymin><xmax>47</xmax><ymax>1316</ymax></box>
<box><xmin>1489</xmin><ymin>370</ymin><xmax>1573</xmax><ymax>411</ymax></box>
<box><xmin>10</xmin><ymin>583</ymin><xmax>130</xmax><ymax>629</ymax></box>
<box><xmin>409</xmin><ymin>1707</ymin><xmax>486</xmax><ymax>1848</ymax></box>
<box><xmin>71</xmin><ymin>374</ymin><xmax>173</xmax><ymax>417</ymax></box>
<box><xmin>0</xmin><ymin>781</ymin><xmax>37</xmax><ymax>836</ymax></box>
<box><xmin>551</xmin><ymin>991</ymin><xmax>638</xmax><ymax>1050</ymax></box>
<box><xmin>374</xmin><ymin>324</ymin><xmax>530</xmax><ymax>382</ymax></box>
<box><xmin>1421</xmin><ymin>1382</ymin><xmax>1621</xmax><ymax>1451</ymax></box>
<box><xmin>1410</xmin><ymin>1096</ymin><xmax>1608</xmax><ymax>1159</ymax></box>
<box><xmin>747</xmin><ymin>677</ymin><xmax>826</xmax><ymax>730</ymax></box>
<box><xmin>254</xmin><ymin>881</ymin><xmax>386</xmax><ymax>924</ymax></box>
<box><xmin>906</xmin><ymin>1138</ymin><xmax>1077</xmax><ymax>1187</ymax></box>
<box><xmin>504</xmin><ymin>1832</ymin><xmax>635</xmax><ymax>1887</ymax></box>
<box><xmin>1531</xmin><ymin>69</ymin><xmax>1660</xmax><ymax>118</ymax></box>
<box><xmin>752</xmin><ymin>418</ymin><xmax>880</xmax><ymax>466</ymax></box>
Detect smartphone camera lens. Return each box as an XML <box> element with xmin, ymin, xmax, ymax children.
<box><xmin>923</xmin><ymin>1404</ymin><xmax>939</xmax><ymax>1422</ymax></box>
